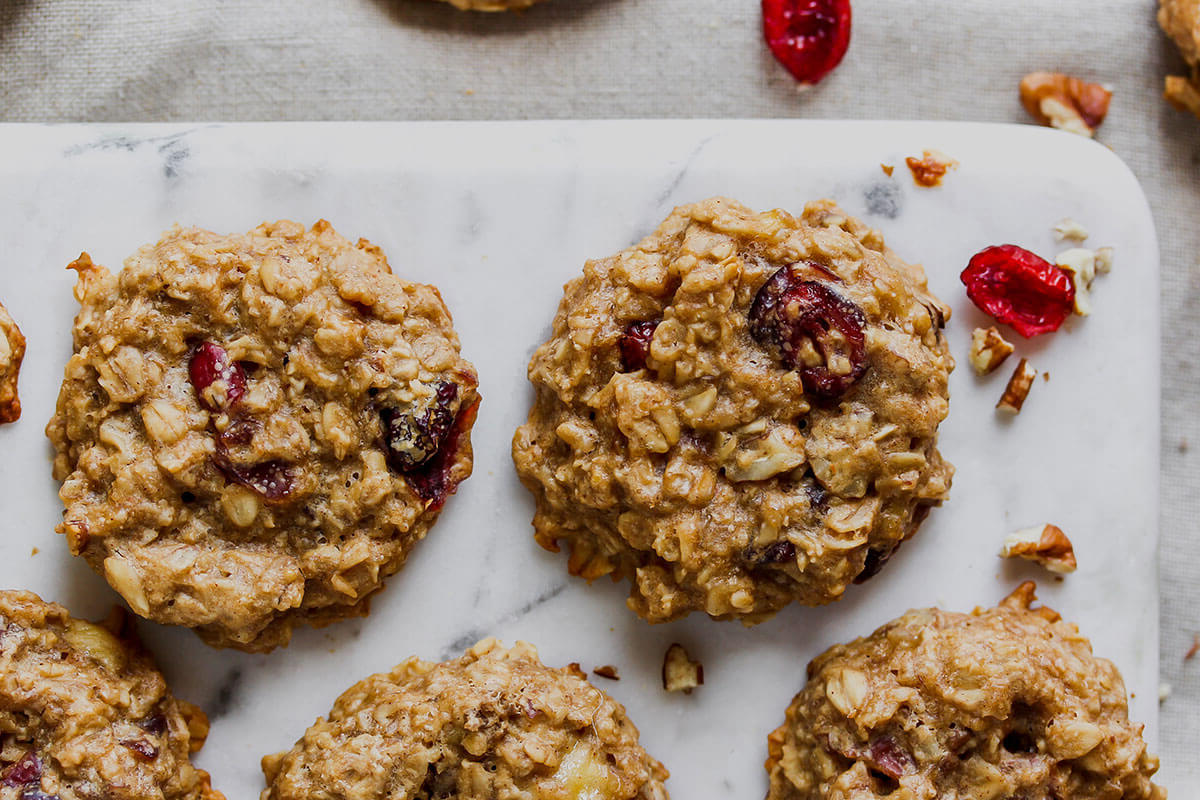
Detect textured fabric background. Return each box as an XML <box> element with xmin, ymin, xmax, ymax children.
<box><xmin>2</xmin><ymin>0</ymin><xmax>1198</xmax><ymax>791</ymax></box>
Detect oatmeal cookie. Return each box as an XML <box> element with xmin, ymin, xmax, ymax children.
<box><xmin>260</xmin><ymin>638</ymin><xmax>670</xmax><ymax>800</ymax></box>
<box><xmin>512</xmin><ymin>197</ymin><xmax>953</xmax><ymax>623</ymax></box>
<box><xmin>47</xmin><ymin>221</ymin><xmax>479</xmax><ymax>652</ymax></box>
<box><xmin>0</xmin><ymin>589</ymin><xmax>219</xmax><ymax>800</ymax></box>
<box><xmin>765</xmin><ymin>583</ymin><xmax>1164</xmax><ymax>800</ymax></box>
<box><xmin>1159</xmin><ymin>0</ymin><xmax>1200</xmax><ymax>118</ymax></box>
<box><xmin>433</xmin><ymin>0</ymin><xmax>546</xmax><ymax>10</ymax></box>
<box><xmin>0</xmin><ymin>300</ymin><xmax>25</xmax><ymax>423</ymax></box>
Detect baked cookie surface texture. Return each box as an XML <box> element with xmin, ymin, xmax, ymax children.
<box><xmin>47</xmin><ymin>220</ymin><xmax>479</xmax><ymax>652</ymax></box>
<box><xmin>513</xmin><ymin>197</ymin><xmax>953</xmax><ymax>623</ymax></box>
<box><xmin>765</xmin><ymin>583</ymin><xmax>1164</xmax><ymax>800</ymax></box>
<box><xmin>1159</xmin><ymin>0</ymin><xmax>1200</xmax><ymax>117</ymax></box>
<box><xmin>260</xmin><ymin>638</ymin><xmax>670</xmax><ymax>800</ymax></box>
<box><xmin>0</xmin><ymin>590</ymin><xmax>219</xmax><ymax>800</ymax></box>
<box><xmin>0</xmin><ymin>300</ymin><xmax>25</xmax><ymax>423</ymax></box>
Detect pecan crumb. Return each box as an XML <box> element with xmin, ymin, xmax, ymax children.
<box><xmin>968</xmin><ymin>326</ymin><xmax>1014</xmax><ymax>376</ymax></box>
<box><xmin>1000</xmin><ymin>524</ymin><xmax>1077</xmax><ymax>574</ymax></box>
<box><xmin>905</xmin><ymin>150</ymin><xmax>958</xmax><ymax>187</ymax></box>
<box><xmin>997</xmin><ymin>358</ymin><xmax>1037</xmax><ymax>414</ymax></box>
<box><xmin>566</xmin><ymin>662</ymin><xmax>587</xmax><ymax>680</ymax></box>
<box><xmin>1000</xmin><ymin>580</ymin><xmax>1061</xmax><ymax>622</ymax></box>
<box><xmin>880</xmin><ymin>163</ymin><xmax>894</xmax><ymax>177</ymax></box>
<box><xmin>662</xmin><ymin>643</ymin><xmax>703</xmax><ymax>694</ymax></box>
<box><xmin>1019</xmin><ymin>72</ymin><xmax>1112</xmax><ymax>136</ymax></box>
<box><xmin>592</xmin><ymin>665</ymin><xmax>620</xmax><ymax>681</ymax></box>
<box><xmin>1186</xmin><ymin>635</ymin><xmax>1200</xmax><ymax>662</ymax></box>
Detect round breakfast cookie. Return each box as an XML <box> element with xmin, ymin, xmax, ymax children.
<box><xmin>260</xmin><ymin>638</ymin><xmax>670</xmax><ymax>800</ymax></box>
<box><xmin>433</xmin><ymin>0</ymin><xmax>545</xmax><ymax>10</ymax></box>
<box><xmin>0</xmin><ymin>590</ymin><xmax>219</xmax><ymax>800</ymax></box>
<box><xmin>0</xmin><ymin>300</ymin><xmax>25</xmax><ymax>423</ymax></box>
<box><xmin>512</xmin><ymin>197</ymin><xmax>953</xmax><ymax>623</ymax></box>
<box><xmin>764</xmin><ymin>583</ymin><xmax>1164</xmax><ymax>800</ymax></box>
<box><xmin>47</xmin><ymin>220</ymin><xmax>479</xmax><ymax>652</ymax></box>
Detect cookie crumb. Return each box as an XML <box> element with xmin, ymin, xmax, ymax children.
<box><xmin>1159</xmin><ymin>682</ymin><xmax>1172</xmax><ymax>703</ymax></box>
<box><xmin>566</xmin><ymin>662</ymin><xmax>588</xmax><ymax>680</ymax></box>
<box><xmin>662</xmin><ymin>644</ymin><xmax>703</xmax><ymax>694</ymax></box>
<box><xmin>880</xmin><ymin>163</ymin><xmax>894</xmax><ymax>177</ymax></box>
<box><xmin>1185</xmin><ymin>635</ymin><xmax>1200</xmax><ymax>662</ymax></box>
<box><xmin>592</xmin><ymin>665</ymin><xmax>620</xmax><ymax>681</ymax></box>
<box><xmin>30</xmin><ymin>547</ymin><xmax>38</xmax><ymax>556</ymax></box>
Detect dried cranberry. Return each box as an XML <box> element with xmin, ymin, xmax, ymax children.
<box><xmin>762</xmin><ymin>0</ymin><xmax>852</xmax><ymax>85</ymax></box>
<box><xmin>853</xmin><ymin>545</ymin><xmax>895</xmax><ymax>584</ymax></box>
<box><xmin>960</xmin><ymin>245</ymin><xmax>1075</xmax><ymax>338</ymax></box>
<box><xmin>189</xmin><ymin>342</ymin><xmax>246</xmax><ymax>411</ymax></box>
<box><xmin>618</xmin><ymin>320</ymin><xmax>660</xmax><ymax>372</ymax></box>
<box><xmin>744</xmin><ymin>540</ymin><xmax>797</xmax><ymax>565</ymax></box>
<box><xmin>404</xmin><ymin>396</ymin><xmax>480</xmax><ymax>512</ymax></box>
<box><xmin>1</xmin><ymin>753</ymin><xmax>41</xmax><ymax>786</ymax></box>
<box><xmin>138</xmin><ymin>713</ymin><xmax>168</xmax><ymax>735</ymax></box>
<box><xmin>120</xmin><ymin>739</ymin><xmax>159</xmax><ymax>761</ymax></box>
<box><xmin>868</xmin><ymin>737</ymin><xmax>914</xmax><ymax>779</ymax></box>
<box><xmin>380</xmin><ymin>382</ymin><xmax>459</xmax><ymax>472</ymax></box>
<box><xmin>212</xmin><ymin>445</ymin><xmax>295</xmax><ymax>501</ymax></box>
<box><xmin>749</xmin><ymin>264</ymin><xmax>868</xmax><ymax>398</ymax></box>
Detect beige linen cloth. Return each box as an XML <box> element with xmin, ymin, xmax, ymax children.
<box><xmin>3</xmin><ymin>0</ymin><xmax>1199</xmax><ymax>790</ymax></box>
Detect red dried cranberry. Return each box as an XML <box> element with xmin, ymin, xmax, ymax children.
<box><xmin>868</xmin><ymin>736</ymin><xmax>914</xmax><ymax>779</ymax></box>
<box><xmin>1</xmin><ymin>753</ymin><xmax>41</xmax><ymax>786</ymax></box>
<box><xmin>618</xmin><ymin>320</ymin><xmax>660</xmax><ymax>372</ymax></box>
<box><xmin>960</xmin><ymin>245</ymin><xmax>1075</xmax><ymax>338</ymax></box>
<box><xmin>212</xmin><ymin>445</ymin><xmax>295</xmax><ymax>501</ymax></box>
<box><xmin>380</xmin><ymin>382</ymin><xmax>459</xmax><ymax>472</ymax></box>
<box><xmin>189</xmin><ymin>342</ymin><xmax>246</xmax><ymax>411</ymax></box>
<box><xmin>762</xmin><ymin>0</ymin><xmax>852</xmax><ymax>85</ymax></box>
<box><xmin>120</xmin><ymin>738</ymin><xmax>159</xmax><ymax>761</ymax></box>
<box><xmin>404</xmin><ymin>396</ymin><xmax>479</xmax><ymax>512</ymax></box>
<box><xmin>749</xmin><ymin>264</ymin><xmax>868</xmax><ymax>398</ymax></box>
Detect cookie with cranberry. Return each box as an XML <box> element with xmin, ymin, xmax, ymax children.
<box><xmin>0</xmin><ymin>300</ymin><xmax>25</xmax><ymax>423</ymax></box>
<box><xmin>0</xmin><ymin>590</ymin><xmax>220</xmax><ymax>800</ymax></box>
<box><xmin>765</xmin><ymin>583</ymin><xmax>1164</xmax><ymax>800</ymax></box>
<box><xmin>47</xmin><ymin>221</ymin><xmax>479</xmax><ymax>652</ymax></box>
<box><xmin>261</xmin><ymin>638</ymin><xmax>669</xmax><ymax>800</ymax></box>
<box><xmin>512</xmin><ymin>197</ymin><xmax>953</xmax><ymax>624</ymax></box>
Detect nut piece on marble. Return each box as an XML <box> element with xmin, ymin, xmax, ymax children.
<box><xmin>997</xmin><ymin>357</ymin><xmax>1037</xmax><ymax>414</ymax></box>
<box><xmin>905</xmin><ymin>149</ymin><xmax>958</xmax><ymax>187</ymax></box>
<box><xmin>1001</xmin><ymin>523</ymin><xmax>1078</xmax><ymax>574</ymax></box>
<box><xmin>662</xmin><ymin>643</ymin><xmax>703</xmax><ymax>694</ymax></box>
<box><xmin>1019</xmin><ymin>72</ymin><xmax>1112</xmax><ymax>137</ymax></box>
<box><xmin>969</xmin><ymin>326</ymin><xmax>1014</xmax><ymax>376</ymax></box>
<box><xmin>1053</xmin><ymin>217</ymin><xmax>1090</xmax><ymax>243</ymax></box>
<box><xmin>0</xmin><ymin>300</ymin><xmax>25</xmax><ymax>423</ymax></box>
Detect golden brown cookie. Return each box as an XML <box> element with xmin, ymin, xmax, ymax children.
<box><xmin>260</xmin><ymin>639</ymin><xmax>669</xmax><ymax>800</ymax></box>
<box><xmin>513</xmin><ymin>197</ymin><xmax>953</xmax><ymax>624</ymax></box>
<box><xmin>0</xmin><ymin>589</ymin><xmax>220</xmax><ymax>800</ymax></box>
<box><xmin>0</xmin><ymin>300</ymin><xmax>26</xmax><ymax>423</ymax></box>
<box><xmin>765</xmin><ymin>583</ymin><xmax>1164</xmax><ymax>800</ymax></box>
<box><xmin>47</xmin><ymin>221</ymin><xmax>479</xmax><ymax>652</ymax></box>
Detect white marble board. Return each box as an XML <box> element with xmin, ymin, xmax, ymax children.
<box><xmin>0</xmin><ymin>121</ymin><xmax>1160</xmax><ymax>798</ymax></box>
